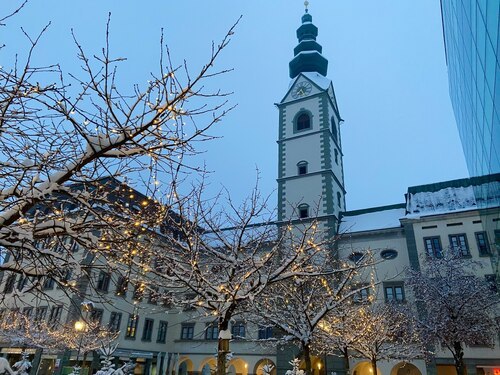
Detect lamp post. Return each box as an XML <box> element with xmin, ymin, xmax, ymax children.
<box><xmin>74</xmin><ymin>320</ymin><xmax>85</xmax><ymax>375</ymax></box>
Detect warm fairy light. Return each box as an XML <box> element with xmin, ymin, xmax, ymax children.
<box><xmin>74</xmin><ymin>321</ymin><xmax>85</xmax><ymax>331</ymax></box>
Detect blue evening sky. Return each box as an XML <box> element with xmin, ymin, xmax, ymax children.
<box><xmin>2</xmin><ymin>1</ymin><xmax>468</xmax><ymax>211</ymax></box>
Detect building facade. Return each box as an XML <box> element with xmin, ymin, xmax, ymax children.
<box><xmin>0</xmin><ymin>6</ymin><xmax>499</xmax><ymax>375</ymax></box>
<box><xmin>440</xmin><ymin>0</ymin><xmax>500</xmax><ymax>176</ymax></box>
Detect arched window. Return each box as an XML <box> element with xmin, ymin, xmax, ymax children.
<box><xmin>331</xmin><ymin>116</ymin><xmax>338</xmax><ymax>142</ymax></box>
<box><xmin>337</xmin><ymin>192</ymin><xmax>342</xmax><ymax>208</ymax></box>
<box><xmin>298</xmin><ymin>204</ymin><xmax>309</xmax><ymax>219</ymax></box>
<box><xmin>297</xmin><ymin>161</ymin><xmax>308</xmax><ymax>175</ymax></box>
<box><xmin>334</xmin><ymin>149</ymin><xmax>339</xmax><ymax>164</ymax></box>
<box><xmin>296</xmin><ymin>113</ymin><xmax>311</xmax><ymax>131</ymax></box>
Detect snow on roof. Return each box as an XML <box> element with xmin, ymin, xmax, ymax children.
<box><xmin>339</xmin><ymin>207</ymin><xmax>405</xmax><ymax>233</ymax></box>
<box><xmin>406</xmin><ymin>181</ymin><xmax>500</xmax><ymax>216</ymax></box>
<box><xmin>302</xmin><ymin>71</ymin><xmax>331</xmax><ymax>90</ymax></box>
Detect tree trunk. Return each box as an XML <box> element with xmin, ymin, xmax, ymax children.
<box><xmin>82</xmin><ymin>352</ymin><xmax>87</xmax><ymax>375</ymax></box>
<box><xmin>342</xmin><ymin>347</ymin><xmax>350</xmax><ymax>375</ymax></box>
<box><xmin>453</xmin><ymin>342</ymin><xmax>466</xmax><ymax>375</ymax></box>
<box><xmin>303</xmin><ymin>343</ymin><xmax>312</xmax><ymax>375</ymax></box>
<box><xmin>217</xmin><ymin>318</ymin><xmax>230</xmax><ymax>375</ymax></box>
<box><xmin>370</xmin><ymin>358</ymin><xmax>377</xmax><ymax>375</ymax></box>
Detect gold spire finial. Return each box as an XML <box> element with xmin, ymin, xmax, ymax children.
<box><xmin>304</xmin><ymin>0</ymin><xmax>309</xmax><ymax>12</ymax></box>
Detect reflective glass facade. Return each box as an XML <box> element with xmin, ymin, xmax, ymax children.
<box><xmin>441</xmin><ymin>0</ymin><xmax>500</xmax><ymax>176</ymax></box>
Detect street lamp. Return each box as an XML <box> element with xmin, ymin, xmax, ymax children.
<box><xmin>74</xmin><ymin>321</ymin><xmax>86</xmax><ymax>375</ymax></box>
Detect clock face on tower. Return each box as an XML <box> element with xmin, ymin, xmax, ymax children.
<box><xmin>291</xmin><ymin>81</ymin><xmax>312</xmax><ymax>99</ymax></box>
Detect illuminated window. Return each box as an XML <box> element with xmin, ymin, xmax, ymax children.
<box><xmin>125</xmin><ymin>314</ymin><xmax>139</xmax><ymax>339</ymax></box>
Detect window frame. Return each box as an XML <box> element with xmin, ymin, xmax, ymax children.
<box><xmin>34</xmin><ymin>306</ymin><xmax>48</xmax><ymax>322</ymax></box>
<box><xmin>115</xmin><ymin>276</ymin><xmax>128</xmax><ymax>297</ymax></box>
<box><xmin>3</xmin><ymin>274</ymin><xmax>16</xmax><ymax>293</ymax></box>
<box><xmin>48</xmin><ymin>305</ymin><xmax>63</xmax><ymax>326</ymax></box>
<box><xmin>258</xmin><ymin>326</ymin><xmax>273</xmax><ymax>340</ymax></box>
<box><xmin>475</xmin><ymin>231</ymin><xmax>490</xmax><ymax>256</ymax></box>
<box><xmin>423</xmin><ymin>236</ymin><xmax>443</xmax><ymax>258</ymax></box>
<box><xmin>331</xmin><ymin>116</ymin><xmax>338</xmax><ymax>143</ymax></box>
<box><xmin>205</xmin><ymin>323</ymin><xmax>219</xmax><ymax>340</ymax></box>
<box><xmin>384</xmin><ymin>282</ymin><xmax>405</xmax><ymax>303</ymax></box>
<box><xmin>97</xmin><ymin>271</ymin><xmax>111</xmax><ymax>292</ymax></box>
<box><xmin>180</xmin><ymin>324</ymin><xmax>195</xmax><ymax>340</ymax></box>
<box><xmin>231</xmin><ymin>321</ymin><xmax>246</xmax><ymax>339</ymax></box>
<box><xmin>142</xmin><ymin>318</ymin><xmax>154</xmax><ymax>342</ymax></box>
<box><xmin>125</xmin><ymin>314</ymin><xmax>139</xmax><ymax>339</ymax></box>
<box><xmin>298</xmin><ymin>204</ymin><xmax>309</xmax><ymax>219</ymax></box>
<box><xmin>297</xmin><ymin>161</ymin><xmax>308</xmax><ymax>176</ymax></box>
<box><xmin>449</xmin><ymin>233</ymin><xmax>470</xmax><ymax>256</ymax></box>
<box><xmin>90</xmin><ymin>308</ymin><xmax>104</xmax><ymax>325</ymax></box>
<box><xmin>157</xmin><ymin>320</ymin><xmax>168</xmax><ymax>343</ymax></box>
<box><xmin>294</xmin><ymin>110</ymin><xmax>313</xmax><ymax>133</ymax></box>
<box><xmin>109</xmin><ymin>312</ymin><xmax>122</xmax><ymax>332</ymax></box>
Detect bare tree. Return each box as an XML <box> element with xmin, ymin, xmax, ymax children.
<box><xmin>314</xmin><ymin>302</ymin><xmax>368</xmax><ymax>375</ymax></box>
<box><xmin>340</xmin><ymin>303</ymin><xmax>422</xmax><ymax>375</ymax></box>
<box><xmin>132</xmin><ymin>182</ymin><xmax>347</xmax><ymax>375</ymax></box>
<box><xmin>406</xmin><ymin>250</ymin><xmax>500</xmax><ymax>375</ymax></box>
<box><xmin>250</xmin><ymin>248</ymin><xmax>377</xmax><ymax>375</ymax></box>
<box><xmin>0</xmin><ymin>310</ymin><xmax>118</xmax><ymax>351</ymax></box>
<box><xmin>0</xmin><ymin>1</ymin><xmax>237</xmax><ymax>299</ymax></box>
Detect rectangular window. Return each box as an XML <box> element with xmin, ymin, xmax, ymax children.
<box><xmin>22</xmin><ymin>307</ymin><xmax>33</xmax><ymax>318</ymax></box>
<box><xmin>384</xmin><ymin>283</ymin><xmax>405</xmax><ymax>302</ymax></box>
<box><xmin>157</xmin><ymin>321</ymin><xmax>168</xmax><ymax>343</ymax></box>
<box><xmin>424</xmin><ymin>236</ymin><xmax>443</xmax><ymax>258</ymax></box>
<box><xmin>125</xmin><ymin>314</ymin><xmax>139</xmax><ymax>339</ymax></box>
<box><xmin>353</xmin><ymin>285</ymin><xmax>370</xmax><ymax>304</ymax></box>
<box><xmin>34</xmin><ymin>306</ymin><xmax>48</xmax><ymax>322</ymax></box>
<box><xmin>97</xmin><ymin>271</ymin><xmax>111</xmax><ymax>292</ymax></box>
<box><xmin>90</xmin><ymin>309</ymin><xmax>104</xmax><ymax>325</ymax></box>
<box><xmin>298</xmin><ymin>205</ymin><xmax>309</xmax><ymax>219</ymax></box>
<box><xmin>258</xmin><ymin>326</ymin><xmax>273</xmax><ymax>340</ymax></box>
<box><xmin>48</xmin><ymin>306</ymin><xmax>63</xmax><ymax>326</ymax></box>
<box><xmin>43</xmin><ymin>277</ymin><xmax>55</xmax><ymax>290</ymax></box>
<box><xmin>3</xmin><ymin>274</ymin><xmax>16</xmax><ymax>293</ymax></box>
<box><xmin>181</xmin><ymin>324</ymin><xmax>195</xmax><ymax>340</ymax></box>
<box><xmin>133</xmin><ymin>283</ymin><xmax>144</xmax><ymax>301</ymax></box>
<box><xmin>148</xmin><ymin>286</ymin><xmax>159</xmax><ymax>304</ymax></box>
<box><xmin>231</xmin><ymin>322</ymin><xmax>246</xmax><ymax>339</ymax></box>
<box><xmin>17</xmin><ymin>274</ymin><xmax>28</xmax><ymax>291</ymax></box>
<box><xmin>449</xmin><ymin>234</ymin><xmax>470</xmax><ymax>256</ymax></box>
<box><xmin>475</xmin><ymin>232</ymin><xmax>490</xmax><ymax>255</ymax></box>
<box><xmin>109</xmin><ymin>312</ymin><xmax>122</xmax><ymax>332</ymax></box>
<box><xmin>205</xmin><ymin>323</ymin><xmax>218</xmax><ymax>340</ymax></box>
<box><xmin>115</xmin><ymin>276</ymin><xmax>128</xmax><ymax>297</ymax></box>
<box><xmin>142</xmin><ymin>318</ymin><xmax>154</xmax><ymax>341</ymax></box>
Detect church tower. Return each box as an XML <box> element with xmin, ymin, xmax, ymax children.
<box><xmin>277</xmin><ymin>5</ymin><xmax>345</xmax><ymax>235</ymax></box>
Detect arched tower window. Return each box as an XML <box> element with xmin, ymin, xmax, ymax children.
<box><xmin>298</xmin><ymin>204</ymin><xmax>309</xmax><ymax>219</ymax></box>
<box><xmin>337</xmin><ymin>192</ymin><xmax>342</xmax><ymax>208</ymax></box>
<box><xmin>331</xmin><ymin>116</ymin><xmax>338</xmax><ymax>143</ymax></box>
<box><xmin>296</xmin><ymin>113</ymin><xmax>311</xmax><ymax>131</ymax></box>
<box><xmin>297</xmin><ymin>161</ymin><xmax>308</xmax><ymax>175</ymax></box>
<box><xmin>334</xmin><ymin>149</ymin><xmax>339</xmax><ymax>164</ymax></box>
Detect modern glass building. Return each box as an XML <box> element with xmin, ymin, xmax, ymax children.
<box><xmin>440</xmin><ymin>0</ymin><xmax>499</xmax><ymax>177</ymax></box>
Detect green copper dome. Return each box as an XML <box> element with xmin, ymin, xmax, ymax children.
<box><xmin>289</xmin><ymin>12</ymin><xmax>328</xmax><ymax>79</ymax></box>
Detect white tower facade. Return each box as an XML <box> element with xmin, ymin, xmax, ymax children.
<box><xmin>277</xmin><ymin>10</ymin><xmax>345</xmax><ymax>236</ymax></box>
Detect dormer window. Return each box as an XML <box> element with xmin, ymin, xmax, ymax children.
<box><xmin>296</xmin><ymin>113</ymin><xmax>311</xmax><ymax>131</ymax></box>
<box><xmin>298</xmin><ymin>204</ymin><xmax>309</xmax><ymax>219</ymax></box>
<box><xmin>297</xmin><ymin>161</ymin><xmax>308</xmax><ymax>175</ymax></box>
